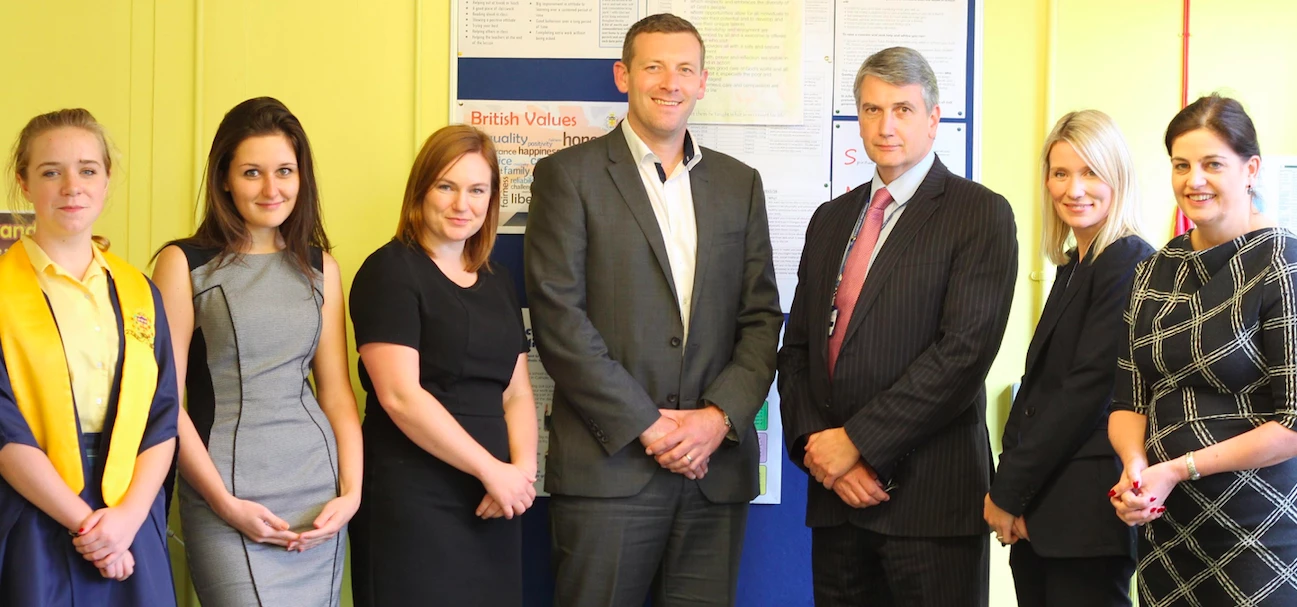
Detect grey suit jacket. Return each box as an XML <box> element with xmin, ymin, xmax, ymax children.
<box><xmin>778</xmin><ymin>157</ymin><xmax>1018</xmax><ymax>536</ymax></box>
<box><xmin>524</xmin><ymin>127</ymin><xmax>783</xmax><ymax>503</ymax></box>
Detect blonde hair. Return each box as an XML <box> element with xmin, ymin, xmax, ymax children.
<box><xmin>7</xmin><ymin>108</ymin><xmax>115</xmax><ymax>249</ymax></box>
<box><xmin>1040</xmin><ymin>110</ymin><xmax>1143</xmax><ymax>265</ymax></box>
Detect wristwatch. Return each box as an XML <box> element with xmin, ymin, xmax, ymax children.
<box><xmin>702</xmin><ymin>399</ymin><xmax>737</xmax><ymax>441</ymax></box>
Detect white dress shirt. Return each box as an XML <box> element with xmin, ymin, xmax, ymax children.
<box><xmin>621</xmin><ymin>120</ymin><xmax>703</xmax><ymax>343</ymax></box>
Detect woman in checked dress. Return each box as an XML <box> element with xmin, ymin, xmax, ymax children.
<box><xmin>1109</xmin><ymin>94</ymin><xmax>1297</xmax><ymax>606</ymax></box>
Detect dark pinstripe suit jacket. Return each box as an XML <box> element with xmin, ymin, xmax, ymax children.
<box><xmin>779</xmin><ymin>157</ymin><xmax>1018</xmax><ymax>536</ymax></box>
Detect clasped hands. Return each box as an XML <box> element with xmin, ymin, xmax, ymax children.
<box><xmin>215</xmin><ymin>491</ymin><xmax>360</xmax><ymax>553</ymax></box>
<box><xmin>70</xmin><ymin>505</ymin><xmax>148</xmax><ymax>581</ymax></box>
<box><xmin>804</xmin><ymin>428</ymin><xmax>890</xmax><ymax>509</ymax></box>
<box><xmin>1108</xmin><ymin>457</ymin><xmax>1177</xmax><ymax>527</ymax></box>
<box><xmin>982</xmin><ymin>495</ymin><xmax>1028</xmax><ymax>545</ymax></box>
<box><xmin>477</xmin><ymin>460</ymin><xmax>538</xmax><ymax>521</ymax></box>
<box><xmin>642</xmin><ymin>407</ymin><xmax>728</xmax><ymax>480</ymax></box>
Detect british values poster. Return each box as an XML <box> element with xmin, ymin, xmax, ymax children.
<box><xmin>456</xmin><ymin>101</ymin><xmax>626</xmax><ymax>233</ymax></box>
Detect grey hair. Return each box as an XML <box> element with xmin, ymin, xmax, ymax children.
<box><xmin>852</xmin><ymin>47</ymin><xmax>939</xmax><ymax>113</ymax></box>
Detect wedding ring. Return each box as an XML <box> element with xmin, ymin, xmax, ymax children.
<box><xmin>685</xmin><ymin>454</ymin><xmax>694</xmax><ymax>463</ymax></box>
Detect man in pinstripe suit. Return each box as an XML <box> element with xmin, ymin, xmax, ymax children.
<box><xmin>778</xmin><ymin>47</ymin><xmax>1017</xmax><ymax>606</ymax></box>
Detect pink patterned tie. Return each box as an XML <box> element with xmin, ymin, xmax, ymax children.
<box><xmin>828</xmin><ymin>186</ymin><xmax>891</xmax><ymax>378</ymax></box>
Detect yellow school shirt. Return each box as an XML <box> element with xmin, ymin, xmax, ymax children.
<box><xmin>20</xmin><ymin>236</ymin><xmax>119</xmax><ymax>433</ymax></box>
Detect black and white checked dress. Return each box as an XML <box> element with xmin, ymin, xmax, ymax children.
<box><xmin>1114</xmin><ymin>227</ymin><xmax>1297</xmax><ymax>606</ymax></box>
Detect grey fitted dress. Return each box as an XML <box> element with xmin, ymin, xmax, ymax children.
<box><xmin>175</xmin><ymin>244</ymin><xmax>344</xmax><ymax>606</ymax></box>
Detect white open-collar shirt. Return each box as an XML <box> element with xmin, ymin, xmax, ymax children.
<box><xmin>621</xmin><ymin>119</ymin><xmax>703</xmax><ymax>343</ymax></box>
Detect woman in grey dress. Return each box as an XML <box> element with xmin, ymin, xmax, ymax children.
<box><xmin>1109</xmin><ymin>95</ymin><xmax>1297</xmax><ymax>606</ymax></box>
<box><xmin>152</xmin><ymin>97</ymin><xmax>363</xmax><ymax>606</ymax></box>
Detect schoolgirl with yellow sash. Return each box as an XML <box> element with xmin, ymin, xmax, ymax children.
<box><xmin>0</xmin><ymin>109</ymin><xmax>178</xmax><ymax>606</ymax></box>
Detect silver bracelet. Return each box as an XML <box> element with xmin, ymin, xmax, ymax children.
<box><xmin>1185</xmin><ymin>450</ymin><xmax>1201</xmax><ymax>481</ymax></box>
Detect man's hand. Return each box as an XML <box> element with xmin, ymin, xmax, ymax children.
<box><xmin>639</xmin><ymin>415</ymin><xmax>680</xmax><ymax>448</ymax></box>
<box><xmin>833</xmin><ymin>461</ymin><xmax>890</xmax><ymax>508</ymax></box>
<box><xmin>804</xmin><ymin>428</ymin><xmax>861</xmax><ymax>488</ymax></box>
<box><xmin>646</xmin><ymin>407</ymin><xmax>728</xmax><ymax>479</ymax></box>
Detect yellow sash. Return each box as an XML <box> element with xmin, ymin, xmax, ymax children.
<box><xmin>0</xmin><ymin>240</ymin><xmax>158</xmax><ymax>506</ymax></box>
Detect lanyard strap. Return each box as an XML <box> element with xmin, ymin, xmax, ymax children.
<box><xmin>829</xmin><ymin>200</ymin><xmax>872</xmax><ymax>310</ymax></box>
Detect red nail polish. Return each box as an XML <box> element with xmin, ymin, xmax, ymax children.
<box><xmin>1149</xmin><ymin>497</ymin><xmax>1156</xmax><ymax>503</ymax></box>
<box><xmin>1133</xmin><ymin>481</ymin><xmax>1140</xmax><ymax>489</ymax></box>
<box><xmin>1107</xmin><ymin>490</ymin><xmax>1116</xmax><ymax>497</ymax></box>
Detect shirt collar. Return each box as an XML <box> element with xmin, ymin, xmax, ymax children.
<box><xmin>870</xmin><ymin>149</ymin><xmax>937</xmax><ymax>207</ymax></box>
<box><xmin>621</xmin><ymin>120</ymin><xmax>703</xmax><ymax>182</ymax></box>
<box><xmin>21</xmin><ymin>234</ymin><xmax>109</xmax><ymax>283</ymax></box>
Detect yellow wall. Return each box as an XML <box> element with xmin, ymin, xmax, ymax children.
<box><xmin>981</xmin><ymin>1</ymin><xmax>1297</xmax><ymax>604</ymax></box>
<box><xmin>3</xmin><ymin>1</ymin><xmax>1294</xmax><ymax>605</ymax></box>
<box><xmin>2</xmin><ymin>1</ymin><xmax>451</xmax><ymax>604</ymax></box>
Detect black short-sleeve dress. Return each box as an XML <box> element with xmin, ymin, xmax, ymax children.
<box><xmin>1114</xmin><ymin>228</ymin><xmax>1297</xmax><ymax>606</ymax></box>
<box><xmin>348</xmin><ymin>240</ymin><xmax>529</xmax><ymax>607</ymax></box>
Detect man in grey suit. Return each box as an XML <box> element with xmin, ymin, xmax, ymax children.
<box><xmin>524</xmin><ymin>13</ymin><xmax>783</xmax><ymax>607</ymax></box>
<box><xmin>779</xmin><ymin>48</ymin><xmax>1017</xmax><ymax>606</ymax></box>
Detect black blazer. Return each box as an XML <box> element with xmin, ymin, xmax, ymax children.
<box><xmin>990</xmin><ymin>234</ymin><xmax>1153</xmax><ymax>558</ymax></box>
<box><xmin>778</xmin><ymin>157</ymin><xmax>1018</xmax><ymax>536</ymax></box>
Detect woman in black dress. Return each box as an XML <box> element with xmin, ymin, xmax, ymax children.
<box><xmin>1109</xmin><ymin>95</ymin><xmax>1297</xmax><ymax>606</ymax></box>
<box><xmin>986</xmin><ymin>110</ymin><xmax>1151</xmax><ymax>606</ymax></box>
<box><xmin>348</xmin><ymin>125</ymin><xmax>538</xmax><ymax>606</ymax></box>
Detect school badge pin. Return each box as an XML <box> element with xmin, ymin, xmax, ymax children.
<box><xmin>126</xmin><ymin>311</ymin><xmax>155</xmax><ymax>348</ymax></box>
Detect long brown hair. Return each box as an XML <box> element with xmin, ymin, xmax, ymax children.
<box><xmin>396</xmin><ymin>125</ymin><xmax>501</xmax><ymax>272</ymax></box>
<box><xmin>160</xmin><ymin>97</ymin><xmax>329</xmax><ymax>276</ymax></box>
<box><xmin>7</xmin><ymin>108</ymin><xmax>115</xmax><ymax>250</ymax></box>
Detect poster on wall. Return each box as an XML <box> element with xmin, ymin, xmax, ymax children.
<box><xmin>522</xmin><ymin>309</ymin><xmax>555</xmax><ymax>496</ymax></box>
<box><xmin>832</xmin><ymin>0</ymin><xmax>970</xmax><ymax>119</ymax></box>
<box><xmin>645</xmin><ymin>0</ymin><xmax>806</xmax><ymax>125</ymax></box>
<box><xmin>751</xmin><ymin>382</ymin><xmax>784</xmax><ymax>505</ymax></box>
<box><xmin>0</xmin><ymin>213</ymin><xmax>34</xmax><ymax>255</ymax></box>
<box><xmin>455</xmin><ymin>100</ymin><xmax>626</xmax><ymax>233</ymax></box>
<box><xmin>831</xmin><ymin>120</ymin><xmax>968</xmax><ymax>196</ymax></box>
<box><xmin>1260</xmin><ymin>156</ymin><xmax>1297</xmax><ymax>234</ymax></box>
<box><xmin>457</xmin><ymin>0</ymin><xmax>639</xmax><ymax>59</ymax></box>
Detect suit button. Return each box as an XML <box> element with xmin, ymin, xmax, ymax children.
<box><xmin>1025</xmin><ymin>407</ymin><xmax>1036</xmax><ymax>417</ymax></box>
<box><xmin>667</xmin><ymin>393</ymin><xmax>678</xmax><ymax>404</ymax></box>
<box><xmin>670</xmin><ymin>337</ymin><xmax>682</xmax><ymax>347</ymax></box>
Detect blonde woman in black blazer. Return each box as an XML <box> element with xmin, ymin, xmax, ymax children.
<box><xmin>985</xmin><ymin>110</ymin><xmax>1152</xmax><ymax>607</ymax></box>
